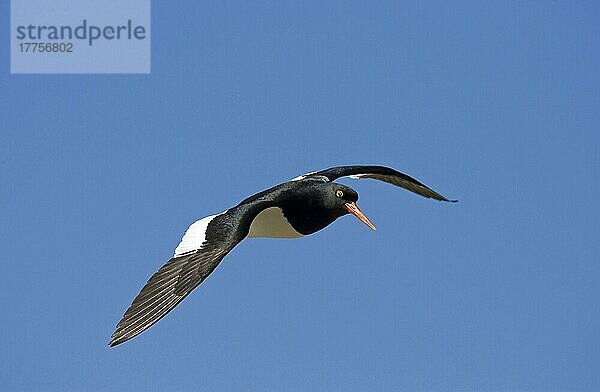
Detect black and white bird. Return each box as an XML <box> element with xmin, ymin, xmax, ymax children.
<box><xmin>109</xmin><ymin>165</ymin><xmax>456</xmax><ymax>346</ymax></box>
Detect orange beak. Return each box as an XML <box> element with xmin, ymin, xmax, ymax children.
<box><xmin>345</xmin><ymin>202</ymin><xmax>376</xmax><ymax>231</ymax></box>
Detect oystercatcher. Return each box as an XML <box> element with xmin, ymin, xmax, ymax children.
<box><xmin>109</xmin><ymin>165</ymin><xmax>455</xmax><ymax>346</ymax></box>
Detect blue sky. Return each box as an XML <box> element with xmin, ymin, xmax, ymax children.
<box><xmin>1</xmin><ymin>1</ymin><xmax>599</xmax><ymax>391</ymax></box>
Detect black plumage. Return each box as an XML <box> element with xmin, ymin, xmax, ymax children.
<box><xmin>109</xmin><ymin>165</ymin><xmax>455</xmax><ymax>346</ymax></box>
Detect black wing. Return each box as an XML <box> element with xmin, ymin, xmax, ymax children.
<box><xmin>109</xmin><ymin>213</ymin><xmax>243</xmax><ymax>347</ymax></box>
<box><xmin>304</xmin><ymin>165</ymin><xmax>456</xmax><ymax>202</ymax></box>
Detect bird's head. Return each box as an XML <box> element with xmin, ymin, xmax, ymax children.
<box><xmin>323</xmin><ymin>183</ymin><xmax>376</xmax><ymax>231</ymax></box>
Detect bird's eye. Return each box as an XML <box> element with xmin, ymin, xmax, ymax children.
<box><xmin>336</xmin><ymin>190</ymin><xmax>344</xmax><ymax>198</ymax></box>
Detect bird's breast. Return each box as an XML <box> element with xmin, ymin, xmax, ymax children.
<box><xmin>247</xmin><ymin>207</ymin><xmax>304</xmax><ymax>238</ymax></box>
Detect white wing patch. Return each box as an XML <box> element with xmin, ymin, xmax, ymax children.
<box><xmin>173</xmin><ymin>213</ymin><xmax>221</xmax><ymax>257</ymax></box>
<box><xmin>290</xmin><ymin>171</ymin><xmax>316</xmax><ymax>181</ymax></box>
<box><xmin>248</xmin><ymin>207</ymin><xmax>304</xmax><ymax>238</ymax></box>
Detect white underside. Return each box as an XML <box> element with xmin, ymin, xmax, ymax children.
<box><xmin>248</xmin><ymin>207</ymin><xmax>304</xmax><ymax>238</ymax></box>
<box><xmin>173</xmin><ymin>212</ymin><xmax>222</xmax><ymax>257</ymax></box>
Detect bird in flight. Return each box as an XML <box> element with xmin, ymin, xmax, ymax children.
<box><xmin>109</xmin><ymin>165</ymin><xmax>456</xmax><ymax>346</ymax></box>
